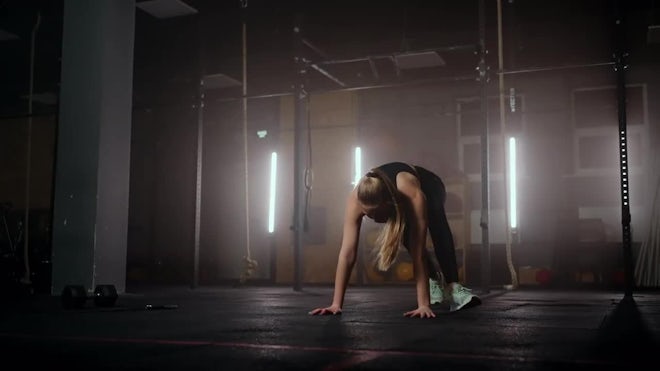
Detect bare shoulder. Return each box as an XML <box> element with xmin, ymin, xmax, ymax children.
<box><xmin>345</xmin><ymin>188</ymin><xmax>364</xmax><ymax>218</ymax></box>
<box><xmin>396</xmin><ymin>171</ymin><xmax>421</xmax><ymax>192</ymax></box>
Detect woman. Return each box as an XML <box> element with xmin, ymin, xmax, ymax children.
<box><xmin>309</xmin><ymin>162</ymin><xmax>480</xmax><ymax>318</ymax></box>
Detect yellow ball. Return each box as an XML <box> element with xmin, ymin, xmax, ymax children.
<box><xmin>395</xmin><ymin>262</ymin><xmax>414</xmax><ymax>281</ymax></box>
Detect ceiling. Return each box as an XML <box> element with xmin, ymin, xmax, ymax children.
<box><xmin>1</xmin><ymin>0</ymin><xmax>659</xmax><ymax>116</ymax></box>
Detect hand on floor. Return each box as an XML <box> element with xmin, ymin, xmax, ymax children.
<box><xmin>309</xmin><ymin>305</ymin><xmax>342</xmax><ymax>315</ymax></box>
<box><xmin>404</xmin><ymin>305</ymin><xmax>436</xmax><ymax>318</ymax></box>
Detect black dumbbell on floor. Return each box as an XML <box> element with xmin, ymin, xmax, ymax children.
<box><xmin>61</xmin><ymin>284</ymin><xmax>118</xmax><ymax>309</ymax></box>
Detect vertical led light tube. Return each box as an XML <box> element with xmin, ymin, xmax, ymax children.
<box><xmin>353</xmin><ymin>147</ymin><xmax>362</xmax><ymax>186</ymax></box>
<box><xmin>268</xmin><ymin>152</ymin><xmax>277</xmax><ymax>233</ymax></box>
<box><xmin>508</xmin><ymin>137</ymin><xmax>517</xmax><ymax>230</ymax></box>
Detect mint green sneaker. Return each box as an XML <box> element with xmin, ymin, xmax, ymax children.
<box><xmin>429</xmin><ymin>279</ymin><xmax>444</xmax><ymax>304</ymax></box>
<box><xmin>449</xmin><ymin>284</ymin><xmax>481</xmax><ymax>312</ymax></box>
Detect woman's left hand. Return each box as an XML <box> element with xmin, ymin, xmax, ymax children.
<box><xmin>403</xmin><ymin>305</ymin><xmax>436</xmax><ymax>318</ymax></box>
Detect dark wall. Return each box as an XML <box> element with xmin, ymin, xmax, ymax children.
<box><xmin>2</xmin><ymin>0</ymin><xmax>659</xmax><ymax>288</ymax></box>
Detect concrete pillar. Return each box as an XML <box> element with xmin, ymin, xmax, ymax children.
<box><xmin>51</xmin><ymin>0</ymin><xmax>135</xmax><ymax>295</ymax></box>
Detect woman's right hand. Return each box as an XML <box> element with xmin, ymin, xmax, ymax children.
<box><xmin>309</xmin><ymin>305</ymin><xmax>342</xmax><ymax>315</ymax></box>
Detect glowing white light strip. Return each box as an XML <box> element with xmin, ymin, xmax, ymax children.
<box><xmin>509</xmin><ymin>137</ymin><xmax>517</xmax><ymax>230</ymax></box>
<box><xmin>268</xmin><ymin>152</ymin><xmax>277</xmax><ymax>233</ymax></box>
<box><xmin>353</xmin><ymin>147</ymin><xmax>362</xmax><ymax>186</ymax></box>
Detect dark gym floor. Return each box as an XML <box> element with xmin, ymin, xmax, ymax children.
<box><xmin>1</xmin><ymin>285</ymin><xmax>659</xmax><ymax>370</ymax></box>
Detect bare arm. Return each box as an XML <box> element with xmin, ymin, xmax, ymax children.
<box><xmin>310</xmin><ymin>189</ymin><xmax>363</xmax><ymax>315</ymax></box>
<box><xmin>397</xmin><ymin>172</ymin><xmax>434</xmax><ymax>318</ymax></box>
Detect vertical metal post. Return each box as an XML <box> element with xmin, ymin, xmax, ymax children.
<box><xmin>241</xmin><ymin>0</ymin><xmax>252</xmax><ymax>278</ymax></box>
<box><xmin>613</xmin><ymin>0</ymin><xmax>634</xmax><ymax>298</ymax></box>
<box><xmin>478</xmin><ymin>0</ymin><xmax>491</xmax><ymax>293</ymax></box>
<box><xmin>191</xmin><ymin>9</ymin><xmax>207</xmax><ymax>289</ymax></box>
<box><xmin>192</xmin><ymin>78</ymin><xmax>204</xmax><ymax>289</ymax></box>
<box><xmin>23</xmin><ymin>12</ymin><xmax>42</xmax><ymax>286</ymax></box>
<box><xmin>293</xmin><ymin>15</ymin><xmax>307</xmax><ymax>291</ymax></box>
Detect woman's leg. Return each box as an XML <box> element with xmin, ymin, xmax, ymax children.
<box><xmin>417</xmin><ymin>168</ymin><xmax>481</xmax><ymax>311</ymax></box>
<box><xmin>419</xmin><ymin>169</ymin><xmax>460</xmax><ymax>284</ymax></box>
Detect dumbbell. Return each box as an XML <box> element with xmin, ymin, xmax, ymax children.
<box><xmin>61</xmin><ymin>284</ymin><xmax>118</xmax><ymax>309</ymax></box>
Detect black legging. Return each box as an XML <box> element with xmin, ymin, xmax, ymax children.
<box><xmin>406</xmin><ymin>166</ymin><xmax>460</xmax><ymax>284</ymax></box>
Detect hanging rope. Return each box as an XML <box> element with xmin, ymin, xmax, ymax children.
<box><xmin>303</xmin><ymin>94</ymin><xmax>313</xmax><ymax>232</ymax></box>
<box><xmin>239</xmin><ymin>0</ymin><xmax>257</xmax><ymax>283</ymax></box>
<box><xmin>496</xmin><ymin>0</ymin><xmax>518</xmax><ymax>289</ymax></box>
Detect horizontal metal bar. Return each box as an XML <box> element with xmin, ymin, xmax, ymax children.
<box><xmin>309</xmin><ymin>63</ymin><xmax>346</xmax><ymax>87</ymax></box>
<box><xmin>316</xmin><ymin>44</ymin><xmax>476</xmax><ymax>66</ymax></box>
<box><xmin>499</xmin><ymin>62</ymin><xmax>614</xmax><ymax>75</ymax></box>
<box><xmin>212</xmin><ymin>74</ymin><xmax>476</xmax><ymax>103</ymax></box>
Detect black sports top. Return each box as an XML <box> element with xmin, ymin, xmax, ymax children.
<box><xmin>374</xmin><ymin>162</ymin><xmax>419</xmax><ymax>185</ymax></box>
<box><xmin>373</xmin><ymin>162</ymin><xmax>445</xmax><ymax>201</ymax></box>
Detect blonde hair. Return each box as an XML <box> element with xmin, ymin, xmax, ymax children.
<box><xmin>357</xmin><ymin>169</ymin><xmax>406</xmax><ymax>271</ymax></box>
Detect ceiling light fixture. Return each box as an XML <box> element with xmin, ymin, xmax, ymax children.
<box><xmin>136</xmin><ymin>0</ymin><xmax>198</xmax><ymax>19</ymax></box>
